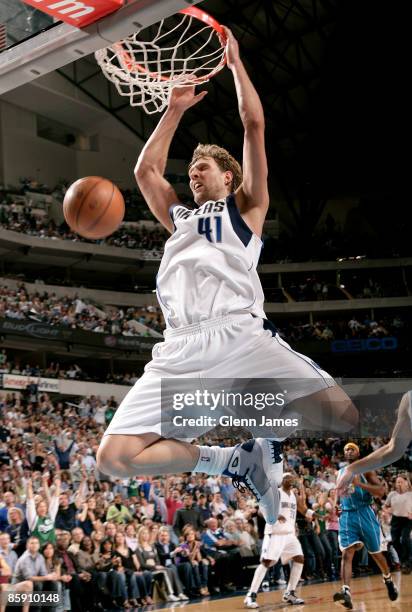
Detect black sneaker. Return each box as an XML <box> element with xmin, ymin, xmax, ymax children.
<box><xmin>383</xmin><ymin>576</ymin><xmax>398</xmax><ymax>601</ymax></box>
<box><xmin>333</xmin><ymin>589</ymin><xmax>353</xmax><ymax>609</ymax></box>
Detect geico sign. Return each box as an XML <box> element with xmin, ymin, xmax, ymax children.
<box><xmin>331</xmin><ymin>337</ymin><xmax>398</xmax><ymax>353</ymax></box>
<box><xmin>23</xmin><ymin>0</ymin><xmax>124</xmax><ymax>28</ymax></box>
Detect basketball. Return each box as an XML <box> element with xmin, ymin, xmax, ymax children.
<box><xmin>63</xmin><ymin>176</ymin><xmax>125</xmax><ymax>239</ymax></box>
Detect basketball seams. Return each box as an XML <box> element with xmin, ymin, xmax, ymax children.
<box><xmin>63</xmin><ymin>176</ymin><xmax>124</xmax><ymax>239</ymax></box>
<box><xmin>73</xmin><ymin>178</ymin><xmax>103</xmax><ymax>230</ymax></box>
<box><xmin>83</xmin><ymin>181</ymin><xmax>116</xmax><ymax>235</ymax></box>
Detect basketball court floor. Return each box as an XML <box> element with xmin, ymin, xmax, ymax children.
<box><xmin>155</xmin><ymin>574</ymin><xmax>411</xmax><ymax>611</ymax></box>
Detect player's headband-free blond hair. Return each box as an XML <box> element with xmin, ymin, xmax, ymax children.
<box><xmin>344</xmin><ymin>442</ymin><xmax>360</xmax><ymax>453</ymax></box>
<box><xmin>189</xmin><ymin>144</ymin><xmax>243</xmax><ymax>191</ymax></box>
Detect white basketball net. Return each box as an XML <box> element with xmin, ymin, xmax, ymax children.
<box><xmin>95</xmin><ymin>11</ymin><xmax>226</xmax><ymax>115</ymax></box>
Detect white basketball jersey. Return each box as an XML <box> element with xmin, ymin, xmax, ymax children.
<box><xmin>267</xmin><ymin>488</ymin><xmax>297</xmax><ymax>535</ymax></box>
<box><xmin>156</xmin><ymin>194</ymin><xmax>266</xmax><ymax>329</ymax></box>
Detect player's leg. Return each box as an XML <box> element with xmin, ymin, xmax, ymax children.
<box><xmin>240</xmin><ymin>323</ymin><xmax>358</xmax><ymax>435</ymax></box>
<box><xmin>98</xmin><ymin>321</ymin><xmax>282</xmax><ymax>524</ymax></box>
<box><xmin>282</xmin><ymin>555</ymin><xmax>304</xmax><ymax>605</ymax></box>
<box><xmin>245</xmin><ymin>530</ymin><xmax>281</xmax><ymax>609</ymax></box>
<box><xmin>370</xmin><ymin>552</ymin><xmax>398</xmax><ymax>601</ymax></box>
<box><xmin>244</xmin><ymin>559</ymin><xmax>274</xmax><ymax>609</ymax></box>
<box><xmin>361</xmin><ymin>506</ymin><xmax>398</xmax><ymax>601</ymax></box>
<box><xmin>0</xmin><ymin>581</ymin><xmax>33</xmax><ymax>612</ymax></box>
<box><xmin>285</xmin><ymin>385</ymin><xmax>358</xmax><ymax>434</ymax></box>
<box><xmin>333</xmin><ymin>545</ymin><xmax>357</xmax><ymax>609</ymax></box>
<box><xmin>97</xmin><ymin>433</ymin><xmax>200</xmax><ymax>477</ymax></box>
<box><xmin>281</xmin><ymin>536</ymin><xmax>305</xmax><ymax>605</ymax></box>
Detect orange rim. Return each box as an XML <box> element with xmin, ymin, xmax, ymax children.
<box><xmin>114</xmin><ymin>6</ymin><xmax>227</xmax><ymax>83</ymax></box>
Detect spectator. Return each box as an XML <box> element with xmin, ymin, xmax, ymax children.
<box><xmin>95</xmin><ymin>537</ymin><xmax>134</xmax><ymax>608</ymax></box>
<box><xmin>113</xmin><ymin>530</ymin><xmax>154</xmax><ymax>606</ymax></box>
<box><xmin>173</xmin><ymin>493</ymin><xmax>203</xmax><ymax>536</ymax></box>
<box><xmin>55</xmin><ymin>479</ymin><xmax>86</xmax><ymax>532</ymax></box>
<box><xmin>75</xmin><ymin>496</ymin><xmax>98</xmax><ymax>536</ymax></box>
<box><xmin>0</xmin><ymin>533</ymin><xmax>18</xmax><ymax>574</ymax></box>
<box><xmin>5</xmin><ymin>507</ymin><xmax>29</xmax><ymax>557</ymax></box>
<box><xmin>197</xmin><ymin>493</ymin><xmax>212</xmax><ymax>523</ymax></box>
<box><xmin>165</xmin><ymin>479</ymin><xmax>183</xmax><ymax>526</ymax></box>
<box><xmin>67</xmin><ymin>528</ymin><xmax>85</xmax><ymax>555</ymax></box>
<box><xmin>179</xmin><ymin>527</ymin><xmax>210</xmax><ymax>596</ymax></box>
<box><xmin>155</xmin><ymin>527</ymin><xmax>190</xmax><ymax>599</ymax></box>
<box><xmin>210</xmin><ymin>492</ymin><xmax>228</xmax><ymax>516</ymax></box>
<box><xmin>324</xmin><ymin>489</ymin><xmax>340</xmax><ymax>575</ymax></box>
<box><xmin>0</xmin><ymin>493</ymin><xmax>18</xmax><ymax>532</ymax></box>
<box><xmin>42</xmin><ymin>541</ymin><xmax>72</xmax><ymax>612</ymax></box>
<box><xmin>12</xmin><ymin>536</ymin><xmax>59</xmax><ymax>597</ymax></box>
<box><xmin>55</xmin><ymin>531</ymin><xmax>94</xmax><ymax>611</ymax></box>
<box><xmin>54</xmin><ymin>437</ymin><xmax>75</xmax><ymax>471</ymax></box>
<box><xmin>26</xmin><ymin>473</ymin><xmax>60</xmax><ymax>547</ymax></box>
<box><xmin>384</xmin><ymin>474</ymin><xmax>412</xmax><ymax>574</ymax></box>
<box><xmin>136</xmin><ymin>525</ymin><xmax>180</xmax><ymax>602</ymax></box>
<box><xmin>201</xmin><ymin>517</ymin><xmax>239</xmax><ymax>592</ymax></box>
<box><xmin>106</xmin><ymin>494</ymin><xmax>133</xmax><ymax>524</ymax></box>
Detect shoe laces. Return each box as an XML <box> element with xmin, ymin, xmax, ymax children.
<box><xmin>232</xmin><ymin>468</ymin><xmax>260</xmax><ymax>500</ymax></box>
<box><xmin>269</xmin><ymin>440</ymin><xmax>283</xmax><ymax>463</ymax></box>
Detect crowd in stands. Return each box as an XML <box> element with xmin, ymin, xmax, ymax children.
<box><xmin>0</xmin><ymin>351</ymin><xmax>141</xmax><ymax>388</ymax></box>
<box><xmin>1</xmin><ymin>284</ymin><xmax>407</xmax><ymax>348</ymax></box>
<box><xmin>2</xmin><ymin>182</ymin><xmax>409</xmax><ymax>263</ymax></box>
<box><xmin>0</xmin><ymin>207</ymin><xmax>167</xmax><ymax>253</ymax></box>
<box><xmin>0</xmin><ymin>285</ymin><xmax>164</xmax><ymax>336</ymax></box>
<box><xmin>0</xmin><ymin>388</ymin><xmax>411</xmax><ymax>611</ymax></box>
<box><xmin>282</xmin><ymin>274</ymin><xmax>408</xmax><ymax>302</ymax></box>
<box><xmin>276</xmin><ymin>314</ymin><xmax>406</xmax><ymax>343</ymax></box>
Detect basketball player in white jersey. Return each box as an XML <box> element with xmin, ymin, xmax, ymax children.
<box><xmin>337</xmin><ymin>391</ymin><xmax>412</xmax><ymax>496</ymax></box>
<box><xmin>244</xmin><ymin>473</ymin><xmax>311</xmax><ymax>608</ymax></box>
<box><xmin>97</xmin><ymin>27</ymin><xmax>358</xmax><ymax>526</ymax></box>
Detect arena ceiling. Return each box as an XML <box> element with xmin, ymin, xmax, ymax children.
<box><xmin>0</xmin><ymin>1</ymin><xmax>399</xmax><ymax>202</ymax></box>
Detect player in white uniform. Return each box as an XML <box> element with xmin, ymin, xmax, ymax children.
<box><xmin>244</xmin><ymin>473</ymin><xmax>312</xmax><ymax>608</ymax></box>
<box><xmin>337</xmin><ymin>391</ymin><xmax>412</xmax><ymax>496</ymax></box>
<box><xmin>97</xmin><ymin>27</ymin><xmax>358</xmax><ymax>526</ymax></box>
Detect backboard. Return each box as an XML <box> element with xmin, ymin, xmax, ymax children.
<box><xmin>0</xmin><ymin>0</ymin><xmax>200</xmax><ymax>94</ymax></box>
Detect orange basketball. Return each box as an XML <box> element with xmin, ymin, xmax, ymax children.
<box><xmin>63</xmin><ymin>176</ymin><xmax>125</xmax><ymax>240</ymax></box>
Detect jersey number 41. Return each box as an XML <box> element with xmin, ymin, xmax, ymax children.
<box><xmin>198</xmin><ymin>216</ymin><xmax>222</xmax><ymax>243</ymax></box>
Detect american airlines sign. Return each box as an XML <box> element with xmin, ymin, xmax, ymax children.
<box><xmin>23</xmin><ymin>0</ymin><xmax>124</xmax><ymax>28</ymax></box>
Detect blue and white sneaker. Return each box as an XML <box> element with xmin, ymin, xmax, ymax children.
<box><xmin>223</xmin><ymin>438</ymin><xmax>283</xmax><ymax>524</ymax></box>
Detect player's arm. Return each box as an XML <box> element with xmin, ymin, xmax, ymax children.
<box><xmin>223</xmin><ymin>27</ymin><xmax>269</xmax><ymax>236</ymax></box>
<box><xmin>135</xmin><ymin>87</ymin><xmax>207</xmax><ymax>232</ymax></box>
<box><xmin>336</xmin><ymin>393</ymin><xmax>411</xmax><ymax>496</ymax></box>
<box><xmin>355</xmin><ymin>471</ymin><xmax>385</xmax><ymax>498</ymax></box>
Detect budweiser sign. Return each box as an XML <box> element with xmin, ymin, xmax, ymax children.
<box><xmin>23</xmin><ymin>0</ymin><xmax>124</xmax><ymax>28</ymax></box>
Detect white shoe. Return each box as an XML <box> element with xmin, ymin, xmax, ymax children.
<box><xmin>282</xmin><ymin>590</ymin><xmax>304</xmax><ymax>605</ymax></box>
<box><xmin>224</xmin><ymin>439</ymin><xmax>282</xmax><ymax>524</ymax></box>
<box><xmin>167</xmin><ymin>594</ymin><xmax>180</xmax><ymax>602</ymax></box>
<box><xmin>244</xmin><ymin>592</ymin><xmax>259</xmax><ymax>608</ymax></box>
<box><xmin>276</xmin><ymin>578</ymin><xmax>287</xmax><ymax>585</ymax></box>
<box><xmin>256</xmin><ymin>438</ymin><xmax>284</xmax><ymax>488</ymax></box>
<box><xmin>178</xmin><ymin>593</ymin><xmax>189</xmax><ymax>600</ymax></box>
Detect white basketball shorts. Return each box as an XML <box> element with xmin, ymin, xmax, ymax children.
<box><xmin>260</xmin><ymin>531</ymin><xmax>303</xmax><ymax>563</ymax></box>
<box><xmin>103</xmin><ymin>313</ymin><xmax>335</xmax><ymax>441</ymax></box>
